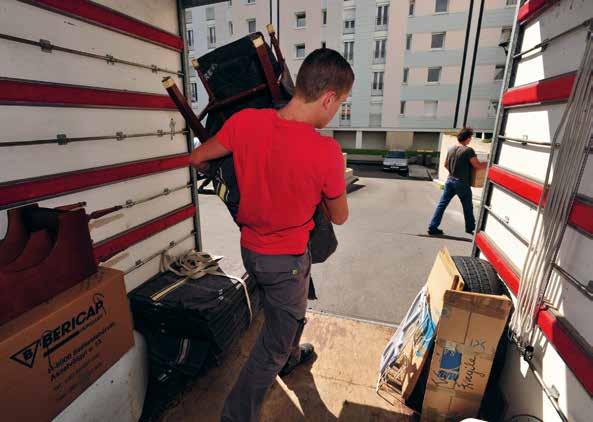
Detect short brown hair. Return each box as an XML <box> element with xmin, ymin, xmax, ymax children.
<box><xmin>294</xmin><ymin>48</ymin><xmax>354</xmax><ymax>102</ymax></box>
<box><xmin>457</xmin><ymin>127</ymin><xmax>474</xmax><ymax>142</ymax></box>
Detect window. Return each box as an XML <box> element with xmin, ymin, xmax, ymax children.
<box><xmin>402</xmin><ymin>67</ymin><xmax>409</xmax><ymax>84</ymax></box>
<box><xmin>296</xmin><ymin>12</ymin><xmax>306</xmax><ymax>28</ymax></box>
<box><xmin>500</xmin><ymin>27</ymin><xmax>512</xmax><ymax>44</ymax></box>
<box><xmin>427</xmin><ymin>67</ymin><xmax>441</xmax><ymax>83</ymax></box>
<box><xmin>295</xmin><ymin>44</ymin><xmax>306</xmax><ymax>59</ymax></box>
<box><xmin>190</xmin><ymin>82</ymin><xmax>198</xmax><ymax>102</ymax></box>
<box><xmin>229</xmin><ymin>21</ymin><xmax>234</xmax><ymax>36</ymax></box>
<box><xmin>506</xmin><ymin>0</ymin><xmax>517</xmax><ymax>6</ymax></box>
<box><xmin>340</xmin><ymin>103</ymin><xmax>351</xmax><ymax>121</ymax></box>
<box><xmin>246</xmin><ymin>0</ymin><xmax>255</xmax><ymax>4</ymax></box>
<box><xmin>185</xmin><ymin>10</ymin><xmax>192</xmax><ymax>23</ymax></box>
<box><xmin>322</xmin><ymin>9</ymin><xmax>327</xmax><ymax>25</ymax></box>
<box><xmin>187</xmin><ymin>29</ymin><xmax>194</xmax><ymax>48</ymax></box>
<box><xmin>344</xmin><ymin>19</ymin><xmax>355</xmax><ymax>34</ymax></box>
<box><xmin>321</xmin><ymin>41</ymin><xmax>326</xmax><ymax>48</ymax></box>
<box><xmin>374</xmin><ymin>39</ymin><xmax>387</xmax><ymax>63</ymax></box>
<box><xmin>406</xmin><ymin>34</ymin><xmax>412</xmax><ymax>50</ymax></box>
<box><xmin>206</xmin><ymin>7</ymin><xmax>215</xmax><ymax>20</ymax></box>
<box><xmin>372</xmin><ymin>71</ymin><xmax>384</xmax><ymax>95</ymax></box>
<box><xmin>435</xmin><ymin>0</ymin><xmax>448</xmax><ymax>13</ymax></box>
<box><xmin>343</xmin><ymin>41</ymin><xmax>354</xmax><ymax>61</ymax></box>
<box><xmin>247</xmin><ymin>18</ymin><xmax>256</xmax><ymax>33</ymax></box>
<box><xmin>376</xmin><ymin>4</ymin><xmax>389</xmax><ymax>27</ymax></box>
<box><xmin>494</xmin><ymin>64</ymin><xmax>505</xmax><ymax>80</ymax></box>
<box><xmin>409</xmin><ymin>0</ymin><xmax>415</xmax><ymax>16</ymax></box>
<box><xmin>431</xmin><ymin>32</ymin><xmax>445</xmax><ymax>49</ymax></box>
<box><xmin>400</xmin><ymin>101</ymin><xmax>406</xmax><ymax>115</ymax></box>
<box><xmin>489</xmin><ymin>100</ymin><xmax>499</xmax><ymax>117</ymax></box>
<box><xmin>424</xmin><ymin>100</ymin><xmax>438</xmax><ymax>117</ymax></box>
<box><xmin>207</xmin><ymin>26</ymin><xmax>216</xmax><ymax>48</ymax></box>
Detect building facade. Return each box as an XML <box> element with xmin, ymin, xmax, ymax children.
<box><xmin>185</xmin><ymin>0</ymin><xmax>516</xmax><ymax>151</ymax></box>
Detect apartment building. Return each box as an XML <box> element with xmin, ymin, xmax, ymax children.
<box><xmin>185</xmin><ymin>0</ymin><xmax>516</xmax><ymax>151</ymax></box>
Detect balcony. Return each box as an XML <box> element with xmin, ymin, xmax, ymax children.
<box><xmin>343</xmin><ymin>27</ymin><xmax>355</xmax><ymax>35</ymax></box>
<box><xmin>375</xmin><ymin>23</ymin><xmax>388</xmax><ymax>32</ymax></box>
<box><xmin>373</xmin><ymin>56</ymin><xmax>386</xmax><ymax>64</ymax></box>
<box><xmin>339</xmin><ymin>119</ymin><xmax>351</xmax><ymax>127</ymax></box>
<box><xmin>371</xmin><ymin>89</ymin><xmax>383</xmax><ymax>97</ymax></box>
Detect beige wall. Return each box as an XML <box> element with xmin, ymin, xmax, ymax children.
<box><xmin>479</xmin><ymin>27</ymin><xmax>507</xmax><ymax>48</ymax></box>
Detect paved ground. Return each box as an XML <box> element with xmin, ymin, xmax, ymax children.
<box><xmin>198</xmin><ymin>164</ymin><xmax>475</xmax><ymax>325</ymax></box>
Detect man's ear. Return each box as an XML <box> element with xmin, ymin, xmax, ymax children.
<box><xmin>321</xmin><ymin>90</ymin><xmax>337</xmax><ymax>110</ymax></box>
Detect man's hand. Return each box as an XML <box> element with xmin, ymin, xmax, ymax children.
<box><xmin>470</xmin><ymin>156</ymin><xmax>488</xmax><ymax>170</ymax></box>
<box><xmin>322</xmin><ymin>192</ymin><xmax>348</xmax><ymax>225</ymax></box>
<box><xmin>190</xmin><ymin>137</ymin><xmax>231</xmax><ymax>171</ymax></box>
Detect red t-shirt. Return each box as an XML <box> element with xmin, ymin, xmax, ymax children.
<box><xmin>216</xmin><ymin>108</ymin><xmax>345</xmax><ymax>255</ymax></box>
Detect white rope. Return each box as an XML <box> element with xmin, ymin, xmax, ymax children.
<box><xmin>154</xmin><ymin>250</ymin><xmax>253</xmax><ymax>323</ymax></box>
<box><xmin>509</xmin><ymin>30</ymin><xmax>593</xmax><ymax>348</ymax></box>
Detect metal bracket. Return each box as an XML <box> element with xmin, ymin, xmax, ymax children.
<box><xmin>163</xmin><ymin>188</ymin><xmax>171</xmax><ymax>195</ymax></box>
<box><xmin>39</xmin><ymin>39</ymin><xmax>53</xmax><ymax>53</ymax></box>
<box><xmin>150</xmin><ymin>64</ymin><xmax>158</xmax><ymax>73</ymax></box>
<box><xmin>587</xmin><ymin>280</ymin><xmax>593</xmax><ymax>294</ymax></box>
<box><xmin>56</xmin><ymin>133</ymin><xmax>68</xmax><ymax>145</ymax></box>
<box><xmin>169</xmin><ymin>118</ymin><xmax>176</xmax><ymax>140</ymax></box>
<box><xmin>124</xmin><ymin>199</ymin><xmax>134</xmax><ymax>208</ymax></box>
<box><xmin>115</xmin><ymin>131</ymin><xmax>126</xmax><ymax>141</ymax></box>
<box><xmin>157</xmin><ymin>129</ymin><xmax>164</xmax><ymax>137</ymax></box>
<box><xmin>105</xmin><ymin>54</ymin><xmax>115</xmax><ymax>65</ymax></box>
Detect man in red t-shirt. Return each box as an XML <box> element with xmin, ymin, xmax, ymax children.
<box><xmin>190</xmin><ymin>48</ymin><xmax>353</xmax><ymax>422</ymax></box>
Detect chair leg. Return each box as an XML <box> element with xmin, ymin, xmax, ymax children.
<box><xmin>252</xmin><ymin>35</ymin><xmax>282</xmax><ymax>102</ymax></box>
<box><xmin>162</xmin><ymin>77</ymin><xmax>209</xmax><ymax>143</ymax></box>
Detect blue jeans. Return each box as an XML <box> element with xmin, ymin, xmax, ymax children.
<box><xmin>429</xmin><ymin>177</ymin><xmax>475</xmax><ymax>232</ymax></box>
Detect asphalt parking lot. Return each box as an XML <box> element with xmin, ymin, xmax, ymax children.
<box><xmin>198</xmin><ymin>164</ymin><xmax>475</xmax><ymax>325</ymax></box>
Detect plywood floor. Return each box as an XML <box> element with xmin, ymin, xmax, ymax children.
<box><xmin>160</xmin><ymin>312</ymin><xmax>417</xmax><ymax>422</ymax></box>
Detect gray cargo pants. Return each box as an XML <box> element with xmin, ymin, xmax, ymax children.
<box><xmin>221</xmin><ymin>247</ymin><xmax>311</xmax><ymax>422</ymax></box>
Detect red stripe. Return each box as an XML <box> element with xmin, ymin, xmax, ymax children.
<box><xmin>502</xmin><ymin>73</ymin><xmax>576</xmax><ymax>107</ymax></box>
<box><xmin>488</xmin><ymin>166</ymin><xmax>544</xmax><ymax>204</ymax></box>
<box><xmin>22</xmin><ymin>0</ymin><xmax>183</xmax><ymax>51</ymax></box>
<box><xmin>536</xmin><ymin>310</ymin><xmax>593</xmax><ymax>395</ymax></box>
<box><xmin>93</xmin><ymin>204</ymin><xmax>195</xmax><ymax>263</ymax></box>
<box><xmin>517</xmin><ymin>0</ymin><xmax>559</xmax><ymax>24</ymax></box>
<box><xmin>488</xmin><ymin>166</ymin><xmax>593</xmax><ymax>235</ymax></box>
<box><xmin>0</xmin><ymin>154</ymin><xmax>189</xmax><ymax>208</ymax></box>
<box><xmin>475</xmin><ymin>232</ymin><xmax>520</xmax><ymax>295</ymax></box>
<box><xmin>0</xmin><ymin>79</ymin><xmax>176</xmax><ymax>109</ymax></box>
<box><xmin>475</xmin><ymin>232</ymin><xmax>593</xmax><ymax>395</ymax></box>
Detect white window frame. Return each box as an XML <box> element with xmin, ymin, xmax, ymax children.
<box><xmin>344</xmin><ymin>19</ymin><xmax>355</xmax><ymax>34</ymax></box>
<box><xmin>376</xmin><ymin>4</ymin><xmax>389</xmax><ymax>27</ymax></box>
<box><xmin>372</xmin><ymin>71</ymin><xmax>384</xmax><ymax>95</ymax></box>
<box><xmin>374</xmin><ymin>39</ymin><xmax>387</xmax><ymax>62</ymax></box>
<box><xmin>341</xmin><ymin>103</ymin><xmax>352</xmax><ymax>121</ymax></box>
<box><xmin>435</xmin><ymin>0</ymin><xmax>449</xmax><ymax>14</ymax></box>
<box><xmin>406</xmin><ymin>34</ymin><xmax>412</xmax><ymax>50</ymax></box>
<box><xmin>343</xmin><ymin>41</ymin><xmax>354</xmax><ymax>62</ymax></box>
<box><xmin>427</xmin><ymin>67</ymin><xmax>441</xmax><ymax>84</ymax></box>
<box><xmin>295</xmin><ymin>12</ymin><xmax>306</xmax><ymax>28</ymax></box>
<box><xmin>400</xmin><ymin>101</ymin><xmax>406</xmax><ymax>116</ymax></box>
<box><xmin>295</xmin><ymin>43</ymin><xmax>306</xmax><ymax>59</ymax></box>
<box><xmin>247</xmin><ymin>18</ymin><xmax>256</xmax><ymax>33</ymax></box>
<box><xmin>187</xmin><ymin>29</ymin><xmax>194</xmax><ymax>48</ymax></box>
<box><xmin>246</xmin><ymin>0</ymin><xmax>256</xmax><ymax>4</ymax></box>
<box><xmin>322</xmin><ymin>9</ymin><xmax>327</xmax><ymax>26</ymax></box>
<box><xmin>409</xmin><ymin>0</ymin><xmax>415</xmax><ymax>16</ymax></box>
<box><xmin>431</xmin><ymin>32</ymin><xmax>446</xmax><ymax>49</ymax></box>
<box><xmin>506</xmin><ymin>0</ymin><xmax>517</xmax><ymax>6</ymax></box>
<box><xmin>190</xmin><ymin>82</ymin><xmax>198</xmax><ymax>102</ymax></box>
<box><xmin>207</xmin><ymin>26</ymin><xmax>216</xmax><ymax>48</ymax></box>
<box><xmin>424</xmin><ymin>100</ymin><xmax>438</xmax><ymax>117</ymax></box>
<box><xmin>402</xmin><ymin>67</ymin><xmax>409</xmax><ymax>84</ymax></box>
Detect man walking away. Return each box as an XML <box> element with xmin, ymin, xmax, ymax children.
<box><xmin>189</xmin><ymin>48</ymin><xmax>354</xmax><ymax>422</ymax></box>
<box><xmin>428</xmin><ymin>127</ymin><xmax>487</xmax><ymax>236</ymax></box>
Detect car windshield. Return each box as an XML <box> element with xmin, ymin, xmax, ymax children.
<box><xmin>385</xmin><ymin>151</ymin><xmax>406</xmax><ymax>158</ymax></box>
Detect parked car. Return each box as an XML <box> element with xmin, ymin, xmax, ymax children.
<box><xmin>382</xmin><ymin>150</ymin><xmax>409</xmax><ymax>176</ymax></box>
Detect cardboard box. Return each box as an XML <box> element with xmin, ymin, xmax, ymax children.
<box><xmin>471</xmin><ymin>166</ymin><xmax>487</xmax><ymax>188</ymax></box>
<box><xmin>0</xmin><ymin>267</ymin><xmax>134</xmax><ymax>421</ymax></box>
<box><xmin>421</xmin><ymin>290</ymin><xmax>512</xmax><ymax>421</ymax></box>
<box><xmin>384</xmin><ymin>248</ymin><xmax>464</xmax><ymax>400</ymax></box>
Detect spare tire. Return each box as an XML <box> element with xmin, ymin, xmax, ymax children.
<box><xmin>452</xmin><ymin>255</ymin><xmax>503</xmax><ymax>295</ymax></box>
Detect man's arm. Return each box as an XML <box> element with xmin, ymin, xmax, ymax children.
<box><xmin>470</xmin><ymin>156</ymin><xmax>488</xmax><ymax>169</ymax></box>
<box><xmin>189</xmin><ymin>137</ymin><xmax>230</xmax><ymax>171</ymax></box>
<box><xmin>321</xmin><ymin>192</ymin><xmax>349</xmax><ymax>225</ymax></box>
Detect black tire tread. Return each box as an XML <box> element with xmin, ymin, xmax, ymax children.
<box><xmin>452</xmin><ymin>255</ymin><xmax>502</xmax><ymax>295</ymax></box>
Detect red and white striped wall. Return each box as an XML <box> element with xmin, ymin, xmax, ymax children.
<box><xmin>473</xmin><ymin>0</ymin><xmax>593</xmax><ymax>420</ymax></box>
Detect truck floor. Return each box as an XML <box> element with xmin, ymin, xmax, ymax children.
<box><xmin>159</xmin><ymin>311</ymin><xmax>417</xmax><ymax>421</ymax></box>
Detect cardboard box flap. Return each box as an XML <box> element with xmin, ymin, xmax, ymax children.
<box><xmin>426</xmin><ymin>247</ymin><xmax>464</xmax><ymax>324</ymax></box>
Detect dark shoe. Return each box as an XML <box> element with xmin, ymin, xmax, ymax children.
<box><xmin>279</xmin><ymin>343</ymin><xmax>315</xmax><ymax>377</ymax></box>
<box><xmin>428</xmin><ymin>227</ymin><xmax>444</xmax><ymax>236</ymax></box>
<box><xmin>466</xmin><ymin>229</ymin><xmax>475</xmax><ymax>235</ymax></box>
